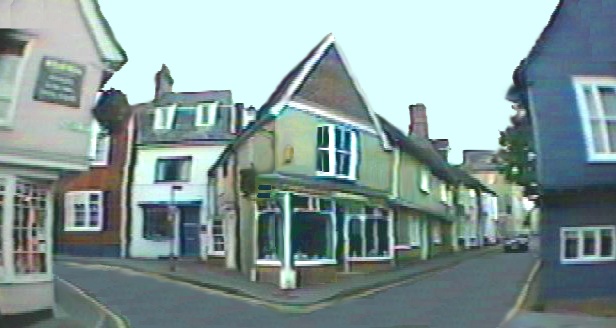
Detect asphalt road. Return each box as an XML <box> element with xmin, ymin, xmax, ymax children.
<box><xmin>54</xmin><ymin>247</ymin><xmax>536</xmax><ymax>328</ymax></box>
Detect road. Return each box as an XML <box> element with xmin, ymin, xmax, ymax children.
<box><xmin>54</xmin><ymin>247</ymin><xmax>536</xmax><ymax>328</ymax></box>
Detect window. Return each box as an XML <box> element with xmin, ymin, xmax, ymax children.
<box><xmin>440</xmin><ymin>183</ymin><xmax>448</xmax><ymax>203</ymax></box>
<box><xmin>153</xmin><ymin>105</ymin><xmax>176</xmax><ymax>130</ymax></box>
<box><xmin>291</xmin><ymin>195</ymin><xmax>334</xmax><ymax>261</ymax></box>
<box><xmin>172</xmin><ymin>105</ymin><xmax>197</xmax><ymax>130</ymax></box>
<box><xmin>561</xmin><ymin>226</ymin><xmax>615</xmax><ymax>263</ymax></box>
<box><xmin>432</xmin><ymin>221</ymin><xmax>442</xmax><ymax>245</ymax></box>
<box><xmin>348</xmin><ymin>207</ymin><xmax>391</xmax><ymax>259</ymax></box>
<box><xmin>142</xmin><ymin>206</ymin><xmax>171</xmax><ymax>240</ymax></box>
<box><xmin>257</xmin><ymin>200</ymin><xmax>283</xmax><ymax>262</ymax></box>
<box><xmin>195</xmin><ymin>102</ymin><xmax>217</xmax><ymax>127</ymax></box>
<box><xmin>13</xmin><ymin>181</ymin><xmax>49</xmax><ymax>275</ymax></box>
<box><xmin>0</xmin><ymin>37</ymin><xmax>26</xmax><ymax>125</ymax></box>
<box><xmin>409</xmin><ymin>218</ymin><xmax>421</xmax><ymax>248</ymax></box>
<box><xmin>210</xmin><ymin>215</ymin><xmax>225</xmax><ymax>255</ymax></box>
<box><xmin>64</xmin><ymin>191</ymin><xmax>103</xmax><ymax>231</ymax></box>
<box><xmin>89</xmin><ymin>120</ymin><xmax>110</xmax><ymax>166</ymax></box>
<box><xmin>573</xmin><ymin>77</ymin><xmax>616</xmax><ymax>160</ymax></box>
<box><xmin>155</xmin><ymin>157</ymin><xmax>192</xmax><ymax>182</ymax></box>
<box><xmin>316</xmin><ymin>125</ymin><xmax>358</xmax><ymax>180</ymax></box>
<box><xmin>420</xmin><ymin>168</ymin><xmax>430</xmax><ymax>193</ymax></box>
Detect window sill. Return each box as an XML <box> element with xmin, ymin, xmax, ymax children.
<box><xmin>348</xmin><ymin>257</ymin><xmax>392</xmax><ymax>262</ymax></box>
<box><xmin>561</xmin><ymin>257</ymin><xmax>615</xmax><ymax>264</ymax></box>
<box><xmin>208</xmin><ymin>251</ymin><xmax>225</xmax><ymax>257</ymax></box>
<box><xmin>64</xmin><ymin>227</ymin><xmax>102</xmax><ymax>232</ymax></box>
<box><xmin>255</xmin><ymin>259</ymin><xmax>337</xmax><ymax>266</ymax></box>
<box><xmin>90</xmin><ymin>162</ymin><xmax>109</xmax><ymax>167</ymax></box>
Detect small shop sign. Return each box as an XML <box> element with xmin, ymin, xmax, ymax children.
<box><xmin>33</xmin><ymin>57</ymin><xmax>85</xmax><ymax>107</ymax></box>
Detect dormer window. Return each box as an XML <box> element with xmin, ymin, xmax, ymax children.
<box><xmin>316</xmin><ymin>124</ymin><xmax>358</xmax><ymax>180</ymax></box>
<box><xmin>195</xmin><ymin>102</ymin><xmax>217</xmax><ymax>127</ymax></box>
<box><xmin>153</xmin><ymin>102</ymin><xmax>218</xmax><ymax>130</ymax></box>
<box><xmin>573</xmin><ymin>77</ymin><xmax>616</xmax><ymax>161</ymax></box>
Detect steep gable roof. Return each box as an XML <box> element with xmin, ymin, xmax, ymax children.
<box><xmin>78</xmin><ymin>0</ymin><xmax>127</xmax><ymax>72</ymax></box>
<box><xmin>263</xmin><ymin>33</ymin><xmax>391</xmax><ymax>150</ymax></box>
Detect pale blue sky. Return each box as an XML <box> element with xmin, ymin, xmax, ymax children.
<box><xmin>99</xmin><ymin>0</ymin><xmax>558</xmax><ymax>164</ymax></box>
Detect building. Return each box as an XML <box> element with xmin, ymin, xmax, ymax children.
<box><xmin>128</xmin><ymin>65</ymin><xmax>249</xmax><ymax>259</ymax></box>
<box><xmin>507</xmin><ymin>0</ymin><xmax>616</xmax><ymax>301</ymax></box>
<box><xmin>208</xmin><ymin>34</ymin><xmax>494</xmax><ymax>289</ymax></box>
<box><xmin>0</xmin><ymin>0</ymin><xmax>126</xmax><ymax>317</ymax></box>
<box><xmin>462</xmin><ymin>150</ymin><xmax>527</xmax><ymax>241</ymax></box>
<box><xmin>54</xmin><ymin>90</ymin><xmax>135</xmax><ymax>258</ymax></box>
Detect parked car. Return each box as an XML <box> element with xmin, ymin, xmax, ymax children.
<box><xmin>503</xmin><ymin>235</ymin><xmax>529</xmax><ymax>253</ymax></box>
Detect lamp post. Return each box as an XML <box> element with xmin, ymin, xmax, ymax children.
<box><xmin>169</xmin><ymin>184</ymin><xmax>183</xmax><ymax>272</ymax></box>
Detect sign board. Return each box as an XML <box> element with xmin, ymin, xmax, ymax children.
<box><xmin>33</xmin><ymin>57</ymin><xmax>85</xmax><ymax>107</ymax></box>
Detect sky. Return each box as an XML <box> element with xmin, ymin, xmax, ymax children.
<box><xmin>99</xmin><ymin>0</ymin><xmax>559</xmax><ymax>164</ymax></box>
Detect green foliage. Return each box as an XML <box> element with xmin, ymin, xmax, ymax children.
<box><xmin>496</xmin><ymin>107</ymin><xmax>539</xmax><ymax>198</ymax></box>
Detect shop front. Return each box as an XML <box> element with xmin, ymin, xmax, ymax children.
<box><xmin>0</xmin><ymin>173</ymin><xmax>54</xmax><ymax>315</ymax></box>
<box><xmin>253</xmin><ymin>190</ymin><xmax>394</xmax><ymax>288</ymax></box>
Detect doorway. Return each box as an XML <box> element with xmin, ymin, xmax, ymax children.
<box><xmin>179</xmin><ymin>206</ymin><xmax>200</xmax><ymax>257</ymax></box>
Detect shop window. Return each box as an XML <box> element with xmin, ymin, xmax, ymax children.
<box><xmin>348</xmin><ymin>207</ymin><xmax>391</xmax><ymax>258</ymax></box>
<box><xmin>292</xmin><ymin>212</ymin><xmax>333</xmax><ymax>260</ymax></box>
<box><xmin>13</xmin><ymin>181</ymin><xmax>49</xmax><ymax>275</ymax></box>
<box><xmin>142</xmin><ymin>206</ymin><xmax>171</xmax><ymax>240</ymax></box>
<box><xmin>258</xmin><ymin>211</ymin><xmax>283</xmax><ymax>261</ymax></box>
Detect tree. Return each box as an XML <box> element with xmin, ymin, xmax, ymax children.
<box><xmin>495</xmin><ymin>104</ymin><xmax>539</xmax><ymax>199</ymax></box>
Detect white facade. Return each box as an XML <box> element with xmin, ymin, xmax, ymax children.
<box><xmin>129</xmin><ymin>145</ymin><xmax>225</xmax><ymax>259</ymax></box>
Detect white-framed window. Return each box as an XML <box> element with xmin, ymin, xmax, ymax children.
<box><xmin>420</xmin><ymin>168</ymin><xmax>430</xmax><ymax>193</ymax></box>
<box><xmin>348</xmin><ymin>207</ymin><xmax>391</xmax><ymax>259</ymax></box>
<box><xmin>257</xmin><ymin>200</ymin><xmax>283</xmax><ymax>262</ymax></box>
<box><xmin>13</xmin><ymin>181</ymin><xmax>50</xmax><ymax>275</ymax></box>
<box><xmin>316</xmin><ymin>125</ymin><xmax>358</xmax><ymax>180</ymax></box>
<box><xmin>155</xmin><ymin>156</ymin><xmax>192</xmax><ymax>182</ymax></box>
<box><xmin>561</xmin><ymin>226</ymin><xmax>615</xmax><ymax>263</ymax></box>
<box><xmin>209</xmin><ymin>215</ymin><xmax>225</xmax><ymax>255</ymax></box>
<box><xmin>432</xmin><ymin>220</ymin><xmax>442</xmax><ymax>245</ymax></box>
<box><xmin>439</xmin><ymin>182</ymin><xmax>448</xmax><ymax>203</ymax></box>
<box><xmin>291</xmin><ymin>194</ymin><xmax>335</xmax><ymax>262</ymax></box>
<box><xmin>195</xmin><ymin>102</ymin><xmax>218</xmax><ymax>127</ymax></box>
<box><xmin>89</xmin><ymin>120</ymin><xmax>111</xmax><ymax>166</ymax></box>
<box><xmin>153</xmin><ymin>104</ymin><xmax>176</xmax><ymax>130</ymax></box>
<box><xmin>64</xmin><ymin>191</ymin><xmax>104</xmax><ymax>232</ymax></box>
<box><xmin>0</xmin><ymin>37</ymin><xmax>27</xmax><ymax>126</ymax></box>
<box><xmin>573</xmin><ymin>76</ymin><xmax>616</xmax><ymax>161</ymax></box>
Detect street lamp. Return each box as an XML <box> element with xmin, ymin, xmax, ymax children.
<box><xmin>169</xmin><ymin>184</ymin><xmax>183</xmax><ymax>272</ymax></box>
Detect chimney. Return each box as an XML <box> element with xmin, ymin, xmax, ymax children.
<box><xmin>431</xmin><ymin>139</ymin><xmax>450</xmax><ymax>161</ymax></box>
<box><xmin>154</xmin><ymin>64</ymin><xmax>174</xmax><ymax>99</ymax></box>
<box><xmin>233</xmin><ymin>103</ymin><xmax>245</xmax><ymax>134</ymax></box>
<box><xmin>408</xmin><ymin>103</ymin><xmax>429</xmax><ymax>139</ymax></box>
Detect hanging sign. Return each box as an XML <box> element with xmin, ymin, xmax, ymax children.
<box><xmin>33</xmin><ymin>57</ymin><xmax>85</xmax><ymax>108</ymax></box>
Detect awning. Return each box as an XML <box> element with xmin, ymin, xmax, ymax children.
<box><xmin>138</xmin><ymin>200</ymin><xmax>202</xmax><ymax>207</ymax></box>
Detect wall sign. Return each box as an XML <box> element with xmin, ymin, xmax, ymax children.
<box><xmin>33</xmin><ymin>57</ymin><xmax>85</xmax><ymax>108</ymax></box>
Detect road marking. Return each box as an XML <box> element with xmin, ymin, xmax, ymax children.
<box><xmin>57</xmin><ymin>277</ymin><xmax>130</xmax><ymax>328</ymax></box>
<box><xmin>498</xmin><ymin>259</ymin><xmax>542</xmax><ymax>328</ymax></box>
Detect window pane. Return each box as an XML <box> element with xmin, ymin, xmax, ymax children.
<box><xmin>317</xmin><ymin>126</ymin><xmax>329</xmax><ymax>148</ymax></box>
<box><xmin>349</xmin><ymin>218</ymin><xmax>362</xmax><ymax>257</ymax></box>
<box><xmin>317</xmin><ymin>149</ymin><xmax>330</xmax><ymax>172</ymax></box>
<box><xmin>583</xmin><ymin>86</ymin><xmax>600</xmax><ymax>117</ymax></box>
<box><xmin>258</xmin><ymin>213</ymin><xmax>282</xmax><ymax>260</ymax></box>
<box><xmin>199</xmin><ymin>104</ymin><xmax>209</xmax><ymax>125</ymax></box>
<box><xmin>336</xmin><ymin>152</ymin><xmax>350</xmax><ymax>176</ymax></box>
<box><xmin>600</xmin><ymin>229</ymin><xmax>613</xmax><ymax>257</ymax></box>
<box><xmin>334</xmin><ymin>127</ymin><xmax>341</xmax><ymax>149</ymax></box>
<box><xmin>598</xmin><ymin>86</ymin><xmax>616</xmax><ymax>117</ymax></box>
<box><xmin>590</xmin><ymin>119</ymin><xmax>608</xmax><ymax>153</ymax></box>
<box><xmin>292</xmin><ymin>212</ymin><xmax>331</xmax><ymax>260</ymax></box>
<box><xmin>143</xmin><ymin>207</ymin><xmax>170</xmax><ymax>240</ymax></box>
<box><xmin>583</xmin><ymin>230</ymin><xmax>596</xmax><ymax>256</ymax></box>
<box><xmin>564</xmin><ymin>230</ymin><xmax>578</xmax><ymax>259</ymax></box>
<box><xmin>377</xmin><ymin>220</ymin><xmax>389</xmax><ymax>256</ymax></box>
<box><xmin>173</xmin><ymin>106</ymin><xmax>196</xmax><ymax>129</ymax></box>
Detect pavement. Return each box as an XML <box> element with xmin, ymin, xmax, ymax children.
<box><xmin>501</xmin><ymin>311</ymin><xmax>616</xmax><ymax>328</ymax></box>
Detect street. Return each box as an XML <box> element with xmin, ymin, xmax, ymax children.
<box><xmin>53</xmin><ymin>247</ymin><xmax>537</xmax><ymax>328</ymax></box>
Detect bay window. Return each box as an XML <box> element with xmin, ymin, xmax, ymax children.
<box><xmin>561</xmin><ymin>226</ymin><xmax>615</xmax><ymax>263</ymax></box>
<box><xmin>316</xmin><ymin>125</ymin><xmax>358</xmax><ymax>180</ymax></box>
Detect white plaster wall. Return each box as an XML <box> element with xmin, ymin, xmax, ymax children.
<box><xmin>129</xmin><ymin>145</ymin><xmax>225</xmax><ymax>258</ymax></box>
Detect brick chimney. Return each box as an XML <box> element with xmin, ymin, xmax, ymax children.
<box><xmin>431</xmin><ymin>139</ymin><xmax>450</xmax><ymax>161</ymax></box>
<box><xmin>154</xmin><ymin>64</ymin><xmax>174</xmax><ymax>99</ymax></box>
<box><xmin>408</xmin><ymin>103</ymin><xmax>429</xmax><ymax>139</ymax></box>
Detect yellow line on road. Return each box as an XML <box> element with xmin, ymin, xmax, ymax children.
<box><xmin>498</xmin><ymin>259</ymin><xmax>542</xmax><ymax>328</ymax></box>
<box><xmin>57</xmin><ymin>277</ymin><xmax>129</xmax><ymax>328</ymax></box>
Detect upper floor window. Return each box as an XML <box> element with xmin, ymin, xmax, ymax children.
<box><xmin>573</xmin><ymin>77</ymin><xmax>616</xmax><ymax>161</ymax></box>
<box><xmin>64</xmin><ymin>191</ymin><xmax>104</xmax><ymax>232</ymax></box>
<box><xmin>153</xmin><ymin>102</ymin><xmax>218</xmax><ymax>130</ymax></box>
<box><xmin>439</xmin><ymin>182</ymin><xmax>448</xmax><ymax>203</ymax></box>
<box><xmin>89</xmin><ymin>120</ymin><xmax>110</xmax><ymax>166</ymax></box>
<box><xmin>0</xmin><ymin>37</ymin><xmax>27</xmax><ymax>125</ymax></box>
<box><xmin>316</xmin><ymin>125</ymin><xmax>358</xmax><ymax>180</ymax></box>
<box><xmin>155</xmin><ymin>156</ymin><xmax>192</xmax><ymax>182</ymax></box>
<box><xmin>561</xmin><ymin>226</ymin><xmax>615</xmax><ymax>263</ymax></box>
<box><xmin>419</xmin><ymin>168</ymin><xmax>430</xmax><ymax>193</ymax></box>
